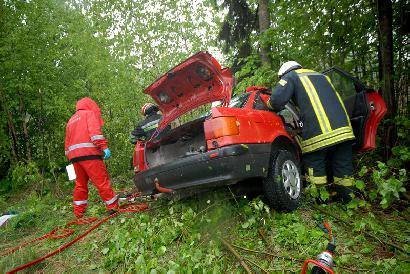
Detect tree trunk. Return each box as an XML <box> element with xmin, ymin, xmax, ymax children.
<box><xmin>376</xmin><ymin>0</ymin><xmax>396</xmax><ymax>159</ymax></box>
<box><xmin>258</xmin><ymin>0</ymin><xmax>271</xmax><ymax>67</ymax></box>
<box><xmin>395</xmin><ymin>0</ymin><xmax>408</xmax><ymax>116</ymax></box>
<box><xmin>377</xmin><ymin>0</ymin><xmax>395</xmax><ymax>115</ymax></box>
<box><xmin>19</xmin><ymin>96</ymin><xmax>32</xmax><ymax>161</ymax></box>
<box><xmin>361</xmin><ymin>55</ymin><xmax>366</xmax><ymax>78</ymax></box>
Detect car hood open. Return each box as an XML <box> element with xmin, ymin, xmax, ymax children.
<box><xmin>144</xmin><ymin>51</ymin><xmax>233</xmax><ymax>129</ymax></box>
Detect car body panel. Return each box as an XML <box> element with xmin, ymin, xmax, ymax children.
<box><xmin>144</xmin><ymin>51</ymin><xmax>233</xmax><ymax>129</ymax></box>
<box><xmin>132</xmin><ymin>141</ymin><xmax>147</xmax><ymax>173</ymax></box>
<box><xmin>204</xmin><ymin>106</ymin><xmax>292</xmax><ymax>150</ymax></box>
<box><xmin>361</xmin><ymin>91</ymin><xmax>387</xmax><ymax>152</ymax></box>
<box><xmin>134</xmin><ymin>144</ymin><xmax>271</xmax><ymax>194</ymax></box>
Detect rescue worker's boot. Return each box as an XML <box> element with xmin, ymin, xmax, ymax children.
<box><xmin>332</xmin><ymin>185</ymin><xmax>359</xmax><ymax>204</ymax></box>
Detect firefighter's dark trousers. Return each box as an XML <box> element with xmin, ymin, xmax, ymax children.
<box><xmin>303</xmin><ymin>141</ymin><xmax>355</xmax><ymax>203</ymax></box>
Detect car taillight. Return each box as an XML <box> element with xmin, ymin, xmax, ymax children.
<box><xmin>133</xmin><ymin>141</ymin><xmax>145</xmax><ymax>173</ymax></box>
<box><xmin>133</xmin><ymin>147</ymin><xmax>139</xmax><ymax>172</ymax></box>
<box><xmin>207</xmin><ymin>117</ymin><xmax>239</xmax><ymax>139</ymax></box>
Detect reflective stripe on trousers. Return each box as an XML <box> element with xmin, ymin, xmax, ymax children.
<box><xmin>105</xmin><ymin>195</ymin><xmax>118</xmax><ymax>205</ymax></box>
<box><xmin>307</xmin><ymin>175</ymin><xmax>327</xmax><ymax>185</ymax></box>
<box><xmin>307</xmin><ymin>168</ymin><xmax>327</xmax><ymax>185</ymax></box>
<box><xmin>73</xmin><ymin>200</ymin><xmax>88</xmax><ymax>205</ymax></box>
<box><xmin>334</xmin><ymin>177</ymin><xmax>353</xmax><ymax>187</ymax></box>
<box><xmin>90</xmin><ymin>135</ymin><xmax>105</xmax><ymax>141</ymax></box>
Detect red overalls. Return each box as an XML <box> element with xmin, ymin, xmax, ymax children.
<box><xmin>65</xmin><ymin>98</ymin><xmax>118</xmax><ymax>218</ymax></box>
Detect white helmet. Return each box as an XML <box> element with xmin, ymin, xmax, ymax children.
<box><xmin>278</xmin><ymin>61</ymin><xmax>302</xmax><ymax>78</ymax></box>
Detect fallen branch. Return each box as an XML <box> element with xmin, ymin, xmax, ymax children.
<box><xmin>243</xmin><ymin>257</ymin><xmax>268</xmax><ymax>273</ymax></box>
<box><xmin>314</xmin><ymin>205</ymin><xmax>409</xmax><ymax>254</ymax></box>
<box><xmin>232</xmin><ymin>243</ymin><xmax>304</xmax><ymax>262</ymax></box>
<box><xmin>258</xmin><ymin>228</ymin><xmax>275</xmax><ymax>253</ymax></box>
<box><xmin>219</xmin><ymin>237</ymin><xmax>253</xmax><ymax>274</ymax></box>
<box><xmin>336</xmin><ymin>264</ymin><xmax>373</xmax><ymax>272</ymax></box>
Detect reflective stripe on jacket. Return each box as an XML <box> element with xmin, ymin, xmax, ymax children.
<box><xmin>65</xmin><ymin>98</ymin><xmax>108</xmax><ymax>161</ymax></box>
<box><xmin>131</xmin><ymin>113</ymin><xmax>162</xmax><ymax>140</ymax></box>
<box><xmin>268</xmin><ymin>69</ymin><xmax>355</xmax><ymax>153</ymax></box>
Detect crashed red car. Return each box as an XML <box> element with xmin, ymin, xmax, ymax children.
<box><xmin>133</xmin><ymin>51</ymin><xmax>386</xmax><ymax>211</ymax></box>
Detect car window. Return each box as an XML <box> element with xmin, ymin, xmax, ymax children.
<box><xmin>326</xmin><ymin>71</ymin><xmax>357</xmax><ymax>99</ymax></box>
<box><xmin>229</xmin><ymin>93</ymin><xmax>250</xmax><ymax>108</ymax></box>
<box><xmin>278</xmin><ymin>108</ymin><xmax>296</xmax><ymax>125</ymax></box>
<box><xmin>323</xmin><ymin>67</ymin><xmax>372</xmax><ymax>100</ymax></box>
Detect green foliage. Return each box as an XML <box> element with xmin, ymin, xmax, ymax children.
<box><xmin>390</xmin><ymin>146</ymin><xmax>410</xmax><ymax>166</ymax></box>
<box><xmin>231</xmin><ymin>0</ymin><xmax>381</xmax><ymax>89</ymax></box>
<box><xmin>389</xmin><ymin>116</ymin><xmax>410</xmax><ymax>167</ymax></box>
<box><xmin>395</xmin><ymin>116</ymin><xmax>410</xmax><ymax>142</ymax></box>
<box><xmin>0</xmin><ymin>0</ymin><xmax>409</xmax><ymax>271</ymax></box>
<box><xmin>353</xmin><ymin>162</ymin><xmax>407</xmax><ymax>209</ymax></box>
<box><xmin>234</xmin><ymin>54</ymin><xmax>276</xmax><ymax>93</ymax></box>
<box><xmin>0</xmin><ymin>0</ymin><xmax>221</xmax><ymax>180</ymax></box>
<box><xmin>304</xmin><ymin>183</ymin><xmax>331</xmax><ymax>203</ymax></box>
<box><xmin>9</xmin><ymin>162</ymin><xmax>42</xmax><ymax>190</ymax></box>
<box><xmin>1</xmin><ymin>188</ymin><xmax>409</xmax><ymax>272</ymax></box>
<box><xmin>347</xmin><ymin>116</ymin><xmax>409</xmax><ymax>210</ymax></box>
<box><xmin>371</xmin><ymin>162</ymin><xmax>406</xmax><ymax>209</ymax></box>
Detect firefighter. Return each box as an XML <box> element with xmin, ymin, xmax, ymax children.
<box><xmin>65</xmin><ymin>97</ymin><xmax>118</xmax><ymax>218</ymax></box>
<box><xmin>130</xmin><ymin>103</ymin><xmax>162</xmax><ymax>143</ymax></box>
<box><xmin>268</xmin><ymin>61</ymin><xmax>356</xmax><ymax>203</ymax></box>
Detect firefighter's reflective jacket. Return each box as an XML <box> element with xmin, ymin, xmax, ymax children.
<box><xmin>130</xmin><ymin>113</ymin><xmax>162</xmax><ymax>142</ymax></box>
<box><xmin>268</xmin><ymin>69</ymin><xmax>355</xmax><ymax>153</ymax></box>
<box><xmin>65</xmin><ymin>98</ymin><xmax>108</xmax><ymax>161</ymax></box>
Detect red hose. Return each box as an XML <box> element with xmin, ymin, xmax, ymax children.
<box><xmin>66</xmin><ymin>217</ymin><xmax>99</xmax><ymax>227</ymax></box>
<box><xmin>1</xmin><ymin>232</ymin><xmax>52</xmax><ymax>257</ymax></box>
<box><xmin>5</xmin><ymin>202</ymin><xmax>148</xmax><ymax>274</ymax></box>
<box><xmin>48</xmin><ymin>228</ymin><xmax>75</xmax><ymax>239</ymax></box>
<box><xmin>324</xmin><ymin>222</ymin><xmax>333</xmax><ymax>243</ymax></box>
<box><xmin>1</xmin><ymin>217</ymin><xmax>98</xmax><ymax>257</ymax></box>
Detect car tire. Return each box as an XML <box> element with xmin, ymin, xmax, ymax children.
<box><xmin>263</xmin><ymin>150</ymin><xmax>302</xmax><ymax>211</ymax></box>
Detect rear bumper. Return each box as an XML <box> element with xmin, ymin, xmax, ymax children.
<box><xmin>134</xmin><ymin>143</ymin><xmax>271</xmax><ymax>194</ymax></box>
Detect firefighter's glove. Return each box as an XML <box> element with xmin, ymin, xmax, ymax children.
<box><xmin>103</xmin><ymin>148</ymin><xmax>111</xmax><ymax>159</ymax></box>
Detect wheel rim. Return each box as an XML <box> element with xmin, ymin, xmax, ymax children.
<box><xmin>281</xmin><ymin>160</ymin><xmax>301</xmax><ymax>199</ymax></box>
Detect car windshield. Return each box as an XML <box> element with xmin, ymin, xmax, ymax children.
<box><xmin>228</xmin><ymin>93</ymin><xmax>250</xmax><ymax>108</ymax></box>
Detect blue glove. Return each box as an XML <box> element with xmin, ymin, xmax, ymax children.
<box><xmin>103</xmin><ymin>148</ymin><xmax>111</xmax><ymax>159</ymax></box>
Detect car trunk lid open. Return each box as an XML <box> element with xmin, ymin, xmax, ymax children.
<box><xmin>144</xmin><ymin>51</ymin><xmax>233</xmax><ymax>129</ymax></box>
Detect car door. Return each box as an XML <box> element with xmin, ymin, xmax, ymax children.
<box><xmin>323</xmin><ymin>67</ymin><xmax>387</xmax><ymax>152</ymax></box>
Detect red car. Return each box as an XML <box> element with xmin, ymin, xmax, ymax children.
<box><xmin>133</xmin><ymin>52</ymin><xmax>386</xmax><ymax>211</ymax></box>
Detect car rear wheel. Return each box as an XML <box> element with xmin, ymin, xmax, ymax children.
<box><xmin>263</xmin><ymin>150</ymin><xmax>301</xmax><ymax>211</ymax></box>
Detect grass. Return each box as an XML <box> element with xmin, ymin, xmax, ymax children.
<box><xmin>1</xmin><ymin>178</ymin><xmax>409</xmax><ymax>273</ymax></box>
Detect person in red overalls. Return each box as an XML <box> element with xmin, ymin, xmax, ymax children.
<box><xmin>65</xmin><ymin>97</ymin><xmax>118</xmax><ymax>218</ymax></box>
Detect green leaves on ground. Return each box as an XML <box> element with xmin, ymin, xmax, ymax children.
<box><xmin>1</xmin><ymin>187</ymin><xmax>409</xmax><ymax>273</ymax></box>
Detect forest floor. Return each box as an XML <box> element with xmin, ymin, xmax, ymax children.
<box><xmin>1</xmin><ymin>176</ymin><xmax>409</xmax><ymax>273</ymax></box>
